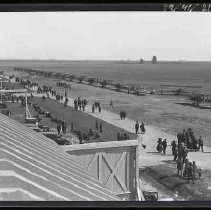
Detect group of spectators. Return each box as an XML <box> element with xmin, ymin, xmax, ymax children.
<box><xmin>177</xmin><ymin>128</ymin><xmax>204</xmax><ymax>152</ymax></box>
<box><xmin>74</xmin><ymin>97</ymin><xmax>88</xmax><ymax>111</ymax></box>
<box><xmin>120</xmin><ymin>110</ymin><xmax>127</xmax><ymax>120</ymax></box>
<box><xmin>177</xmin><ymin>158</ymin><xmax>202</xmax><ymax>184</ymax></box>
<box><xmin>153</xmin><ymin>128</ymin><xmax>205</xmax><ymax>184</ymax></box>
<box><xmin>92</xmin><ymin>101</ymin><xmax>101</xmax><ymax>113</ymax></box>
<box><xmin>172</xmin><ymin>129</ymin><xmax>204</xmax><ymax>184</ymax></box>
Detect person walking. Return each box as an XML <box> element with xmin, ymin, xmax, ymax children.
<box><xmin>187</xmin><ymin>162</ymin><xmax>195</xmax><ymax>184</ymax></box>
<box><xmin>99</xmin><ymin>123</ymin><xmax>103</xmax><ymax>133</ymax></box>
<box><xmin>71</xmin><ymin>122</ymin><xmax>74</xmax><ymax>133</ymax></box>
<box><xmin>82</xmin><ymin>103</ymin><xmax>85</xmax><ymax>111</ymax></box>
<box><xmin>183</xmin><ymin>159</ymin><xmax>189</xmax><ymax>178</ymax></box>
<box><xmin>192</xmin><ymin>161</ymin><xmax>197</xmax><ymax>181</ymax></box>
<box><xmin>78</xmin><ymin>131</ymin><xmax>83</xmax><ymax>144</ymax></box>
<box><xmin>173</xmin><ymin>147</ymin><xmax>178</xmax><ymax>161</ymax></box>
<box><xmin>198</xmin><ymin>136</ymin><xmax>204</xmax><ymax>152</ymax></box>
<box><xmin>74</xmin><ymin>99</ymin><xmax>77</xmax><ymax>111</ymax></box>
<box><xmin>57</xmin><ymin>123</ymin><xmax>61</xmax><ymax>135</ymax></box>
<box><xmin>177</xmin><ymin>158</ymin><xmax>184</xmax><ymax>177</ymax></box>
<box><xmin>157</xmin><ymin>138</ymin><xmax>163</xmax><ymax>153</ymax></box>
<box><xmin>171</xmin><ymin>141</ymin><xmax>177</xmax><ymax>155</ymax></box>
<box><xmin>110</xmin><ymin>99</ymin><xmax>114</xmax><ymax>108</ymax></box>
<box><xmin>64</xmin><ymin>97</ymin><xmax>68</xmax><ymax>107</ymax></box>
<box><xmin>135</xmin><ymin>121</ymin><xmax>139</xmax><ymax>134</ymax></box>
<box><xmin>92</xmin><ymin>104</ymin><xmax>95</xmax><ymax>113</ymax></box>
<box><xmin>162</xmin><ymin>139</ymin><xmax>167</xmax><ymax>154</ymax></box>
<box><xmin>120</xmin><ymin>110</ymin><xmax>123</xmax><ymax>120</ymax></box>
<box><xmin>63</xmin><ymin>121</ymin><xmax>67</xmax><ymax>134</ymax></box>
<box><xmin>122</xmin><ymin>110</ymin><xmax>126</xmax><ymax>119</ymax></box>
<box><xmin>95</xmin><ymin>120</ymin><xmax>99</xmax><ymax>130</ymax></box>
<box><xmin>140</xmin><ymin>122</ymin><xmax>146</xmax><ymax>133</ymax></box>
<box><xmin>99</xmin><ymin>106</ymin><xmax>102</xmax><ymax>113</ymax></box>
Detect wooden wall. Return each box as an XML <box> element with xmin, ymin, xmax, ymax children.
<box><xmin>65</xmin><ymin>140</ymin><xmax>138</xmax><ymax>201</ymax></box>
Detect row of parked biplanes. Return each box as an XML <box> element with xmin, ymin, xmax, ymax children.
<box><xmin>14</xmin><ymin>67</ymin><xmax>151</xmax><ymax>96</ymax></box>
<box><xmin>14</xmin><ymin>67</ymin><xmax>211</xmax><ymax>101</ymax></box>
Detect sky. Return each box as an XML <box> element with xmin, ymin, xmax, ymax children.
<box><xmin>0</xmin><ymin>12</ymin><xmax>211</xmax><ymax>61</ymax></box>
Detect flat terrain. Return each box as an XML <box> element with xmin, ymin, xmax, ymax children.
<box><xmin>2</xmin><ymin>60</ymin><xmax>211</xmax><ymax>200</ymax></box>
<box><xmin>1</xmin><ymin>60</ymin><xmax>211</xmax><ymax>93</ymax></box>
<box><xmin>5</xmin><ymin>97</ymin><xmax>136</xmax><ymax>143</ymax></box>
<box><xmin>27</xmin><ymin>75</ymin><xmax>211</xmax><ymax>147</ymax></box>
<box><xmin>30</xmin><ymin>97</ymin><xmax>137</xmax><ymax>142</ymax></box>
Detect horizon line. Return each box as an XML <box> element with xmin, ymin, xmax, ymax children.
<box><xmin>1</xmin><ymin>58</ymin><xmax>211</xmax><ymax>62</ymax></box>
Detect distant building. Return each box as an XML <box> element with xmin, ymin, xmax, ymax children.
<box><xmin>152</xmin><ymin>56</ymin><xmax>157</xmax><ymax>64</ymax></box>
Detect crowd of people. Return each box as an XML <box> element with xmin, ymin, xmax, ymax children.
<box><xmin>177</xmin><ymin>128</ymin><xmax>204</xmax><ymax>152</ymax></box>
<box><xmin>154</xmin><ymin>128</ymin><xmax>205</xmax><ymax>185</ymax></box>
<box><xmin>177</xmin><ymin>158</ymin><xmax>202</xmax><ymax>184</ymax></box>
<box><xmin>74</xmin><ymin>97</ymin><xmax>88</xmax><ymax>111</ymax></box>
<box><xmin>154</xmin><ymin>137</ymin><xmax>203</xmax><ymax>184</ymax></box>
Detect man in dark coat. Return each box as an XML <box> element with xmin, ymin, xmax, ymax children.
<box><xmin>122</xmin><ymin>110</ymin><xmax>126</xmax><ymax>119</ymax></box>
<box><xmin>187</xmin><ymin>162</ymin><xmax>195</xmax><ymax>184</ymax></box>
<box><xmin>177</xmin><ymin>158</ymin><xmax>184</xmax><ymax>177</ymax></box>
<box><xmin>92</xmin><ymin>104</ymin><xmax>95</xmax><ymax>113</ymax></box>
<box><xmin>140</xmin><ymin>122</ymin><xmax>146</xmax><ymax>133</ymax></box>
<box><xmin>99</xmin><ymin>123</ymin><xmax>103</xmax><ymax>133</ymax></box>
<box><xmin>62</xmin><ymin>121</ymin><xmax>67</xmax><ymax>134</ymax></box>
<box><xmin>71</xmin><ymin>122</ymin><xmax>74</xmax><ymax>133</ymax></box>
<box><xmin>135</xmin><ymin>121</ymin><xmax>139</xmax><ymax>134</ymax></box>
<box><xmin>98</xmin><ymin>106</ymin><xmax>102</xmax><ymax>113</ymax></box>
<box><xmin>120</xmin><ymin>110</ymin><xmax>123</xmax><ymax>120</ymax></box>
<box><xmin>95</xmin><ymin>120</ymin><xmax>99</xmax><ymax>130</ymax></box>
<box><xmin>162</xmin><ymin>139</ymin><xmax>167</xmax><ymax>154</ymax></box>
<box><xmin>173</xmin><ymin>147</ymin><xmax>178</xmax><ymax>161</ymax></box>
<box><xmin>198</xmin><ymin>136</ymin><xmax>204</xmax><ymax>152</ymax></box>
<box><xmin>57</xmin><ymin>123</ymin><xmax>61</xmax><ymax>135</ymax></box>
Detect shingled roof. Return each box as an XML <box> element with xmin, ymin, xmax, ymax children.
<box><xmin>0</xmin><ymin>113</ymin><xmax>120</xmax><ymax>201</ymax></box>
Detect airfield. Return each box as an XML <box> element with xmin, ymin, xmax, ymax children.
<box><xmin>0</xmin><ymin>60</ymin><xmax>211</xmax><ymax>201</ymax></box>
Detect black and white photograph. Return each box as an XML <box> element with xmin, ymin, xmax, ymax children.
<box><xmin>0</xmin><ymin>6</ymin><xmax>211</xmax><ymax>203</ymax></box>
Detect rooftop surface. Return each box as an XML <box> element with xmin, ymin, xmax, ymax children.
<box><xmin>0</xmin><ymin>113</ymin><xmax>120</xmax><ymax>201</ymax></box>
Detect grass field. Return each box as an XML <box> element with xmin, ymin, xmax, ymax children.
<box><xmin>6</xmin><ymin>96</ymin><xmax>137</xmax><ymax>143</ymax></box>
<box><xmin>2</xmin><ymin>60</ymin><xmax>211</xmax><ymax>201</ymax></box>
<box><xmin>1</xmin><ymin>60</ymin><xmax>211</xmax><ymax>144</ymax></box>
<box><xmin>27</xmin><ymin>75</ymin><xmax>211</xmax><ymax>147</ymax></box>
<box><xmin>1</xmin><ymin>60</ymin><xmax>211</xmax><ymax>93</ymax></box>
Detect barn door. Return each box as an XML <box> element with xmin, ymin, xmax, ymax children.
<box><xmin>69</xmin><ymin>146</ymin><xmax>137</xmax><ymax>200</ymax></box>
